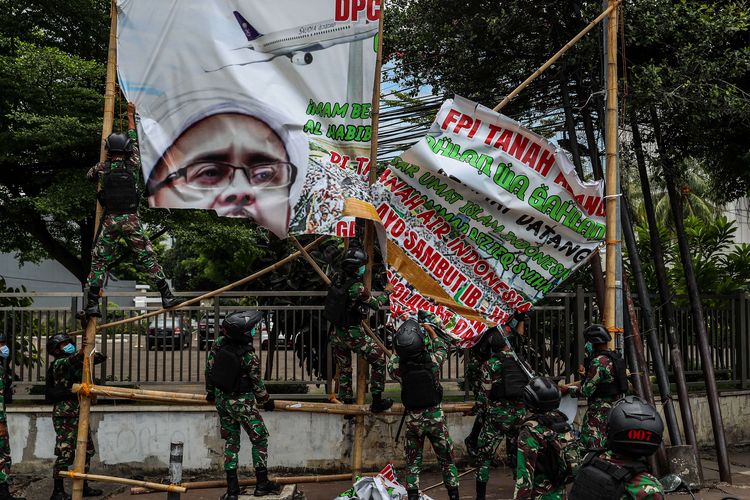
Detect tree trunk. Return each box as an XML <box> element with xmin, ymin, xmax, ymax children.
<box><xmin>650</xmin><ymin>107</ymin><xmax>731</xmax><ymax>483</ymax></box>
<box><xmin>560</xmin><ymin>66</ymin><xmax>585</xmax><ymax>179</ymax></box>
<box><xmin>630</xmin><ymin>110</ymin><xmax>700</xmax><ymax>459</ymax></box>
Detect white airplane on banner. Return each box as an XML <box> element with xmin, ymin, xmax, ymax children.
<box><xmin>232</xmin><ymin>10</ymin><xmax>378</xmax><ymax>65</ymax></box>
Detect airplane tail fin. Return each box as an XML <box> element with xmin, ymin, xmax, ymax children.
<box><xmin>233</xmin><ymin>11</ymin><xmax>262</xmax><ymax>41</ymax></box>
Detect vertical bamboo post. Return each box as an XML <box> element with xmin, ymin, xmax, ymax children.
<box><xmin>352</xmin><ymin>0</ymin><xmax>386</xmax><ymax>478</ymax></box>
<box><xmin>603</xmin><ymin>0</ymin><xmax>620</xmax><ymax>350</ymax></box>
<box><xmin>71</xmin><ymin>2</ymin><xmax>117</xmax><ymax>499</ymax></box>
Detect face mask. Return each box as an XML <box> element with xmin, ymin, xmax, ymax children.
<box><xmin>250</xmin><ymin>326</ymin><xmax>257</xmax><ymax>338</ymax></box>
<box><xmin>357</xmin><ymin>265</ymin><xmax>366</xmax><ymax>277</ymax></box>
<box><xmin>0</xmin><ymin>346</ymin><xmax>9</xmax><ymax>359</ymax></box>
<box><xmin>62</xmin><ymin>343</ymin><xmax>76</xmax><ymax>355</ymax></box>
<box><xmin>584</xmin><ymin>342</ymin><xmax>593</xmax><ymax>356</ymax></box>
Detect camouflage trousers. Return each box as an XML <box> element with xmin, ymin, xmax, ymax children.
<box><xmin>476</xmin><ymin>402</ymin><xmax>527</xmax><ymax>482</ymax></box>
<box><xmin>403</xmin><ymin>406</ymin><xmax>459</xmax><ymax>490</ymax></box>
<box><xmin>581</xmin><ymin>400</ymin><xmax>613</xmax><ymax>450</ymax></box>
<box><xmin>0</xmin><ymin>428</ymin><xmax>10</xmax><ymax>484</ymax></box>
<box><xmin>87</xmin><ymin>214</ymin><xmax>166</xmax><ymax>287</ymax></box>
<box><xmin>216</xmin><ymin>393</ymin><xmax>269</xmax><ymax>472</ymax></box>
<box><xmin>331</xmin><ymin>326</ymin><xmax>386</xmax><ymax>400</ymax></box>
<box><xmin>53</xmin><ymin>416</ymin><xmax>94</xmax><ymax>474</ymax></box>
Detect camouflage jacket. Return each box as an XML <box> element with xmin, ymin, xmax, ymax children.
<box><xmin>569</xmin><ymin>352</ymin><xmax>616</xmax><ymax>401</ymax></box>
<box><xmin>206</xmin><ymin>336</ymin><xmax>269</xmax><ymax>405</ymax></box>
<box><xmin>601</xmin><ymin>451</ymin><xmax>665</xmax><ymax>499</ymax></box>
<box><xmin>51</xmin><ymin>352</ymin><xmax>84</xmax><ymax>417</ymax></box>
<box><xmin>86</xmin><ymin>128</ymin><xmax>141</xmax><ymax>182</ymax></box>
<box><xmin>0</xmin><ymin>362</ymin><xmax>6</xmax><ymax>424</ymax></box>
<box><xmin>514</xmin><ymin>411</ymin><xmax>580</xmax><ymax>499</ymax></box>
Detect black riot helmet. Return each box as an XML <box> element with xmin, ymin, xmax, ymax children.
<box><xmin>488</xmin><ymin>328</ymin><xmax>510</xmax><ymax>353</ymax></box>
<box><xmin>341</xmin><ymin>244</ymin><xmax>368</xmax><ymax>274</ymax></box>
<box><xmin>104</xmin><ymin>132</ymin><xmax>134</xmax><ymax>155</ymax></box>
<box><xmin>607</xmin><ymin>396</ymin><xmax>664</xmax><ymax>458</ymax></box>
<box><xmin>583</xmin><ymin>324</ymin><xmax>611</xmax><ymax>344</ymax></box>
<box><xmin>394</xmin><ymin>319</ymin><xmax>425</xmax><ymax>360</ymax></box>
<box><xmin>471</xmin><ymin>326</ymin><xmax>495</xmax><ymax>362</ymax></box>
<box><xmin>46</xmin><ymin>333</ymin><xmax>72</xmax><ymax>354</ymax></box>
<box><xmin>222</xmin><ymin>311</ymin><xmax>263</xmax><ymax>344</ymax></box>
<box><xmin>522</xmin><ymin>377</ymin><xmax>561</xmax><ymax>412</ymax></box>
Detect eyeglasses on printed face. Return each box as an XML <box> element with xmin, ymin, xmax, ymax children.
<box><xmin>148</xmin><ymin>161</ymin><xmax>294</xmax><ymax>193</ymax></box>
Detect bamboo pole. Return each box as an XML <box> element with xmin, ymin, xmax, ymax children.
<box><xmin>68</xmin><ymin>236</ymin><xmax>327</xmax><ymax>335</ymax></box>
<box><xmin>61</xmin><ymin>471</ymin><xmax>186</xmax><ymax>493</ymax></box>
<box><xmin>289</xmin><ymin>236</ymin><xmax>392</xmax><ymax>357</ymax></box>
<box><xmin>353</xmin><ymin>0</ymin><xmax>387</xmax><ymax>479</ymax></box>
<box><xmin>422</xmin><ymin>468</ymin><xmax>476</xmax><ymax>493</ymax></box>
<box><xmin>602</xmin><ymin>0</ymin><xmax>620</xmax><ymax>350</ymax></box>
<box><xmin>493</xmin><ymin>1</ymin><xmax>621</xmax><ymax>112</ymax></box>
<box><xmin>70</xmin><ymin>2</ymin><xmax>118</xmax><ymax>499</ymax></box>
<box><xmin>130</xmin><ymin>472</ymin><xmax>380</xmax><ymax>494</ymax></box>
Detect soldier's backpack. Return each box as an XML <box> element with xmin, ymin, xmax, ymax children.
<box><xmin>401</xmin><ymin>356</ymin><xmax>442</xmax><ymax>411</ymax></box>
<box><xmin>569</xmin><ymin>452</ymin><xmax>648</xmax><ymax>500</ymax></box>
<box><xmin>208</xmin><ymin>342</ymin><xmax>253</xmax><ymax>394</ymax></box>
<box><xmin>100</xmin><ymin>162</ymin><xmax>138</xmax><ymax>214</ymax></box>
<box><xmin>518</xmin><ymin>411</ymin><xmax>580</xmax><ymax>487</ymax></box>
<box><xmin>490</xmin><ymin>355</ymin><xmax>529</xmax><ymax>401</ymax></box>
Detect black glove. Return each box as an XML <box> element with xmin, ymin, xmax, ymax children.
<box><xmin>262</xmin><ymin>399</ymin><xmax>275</xmax><ymax>411</ymax></box>
<box><xmin>93</xmin><ymin>352</ymin><xmax>107</xmax><ymax>364</ymax></box>
<box><xmin>206</xmin><ymin>391</ymin><xmax>215</xmax><ymax>403</ymax></box>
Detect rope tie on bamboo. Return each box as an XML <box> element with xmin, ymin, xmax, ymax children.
<box><xmin>606</xmin><ymin>240</ymin><xmax>623</xmax><ymax>244</ymax></box>
<box><xmin>79</xmin><ymin>383</ymin><xmax>92</xmax><ymax>398</ymax></box>
<box><xmin>608</xmin><ymin>327</ymin><xmax>625</xmax><ymax>333</ymax></box>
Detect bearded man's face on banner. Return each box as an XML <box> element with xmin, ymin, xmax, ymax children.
<box><xmin>147</xmin><ymin>112</ymin><xmax>297</xmax><ymax>237</ymax></box>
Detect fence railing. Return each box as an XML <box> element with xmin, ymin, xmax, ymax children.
<box><xmin>1</xmin><ymin>288</ymin><xmax>748</xmax><ymax>397</ymax></box>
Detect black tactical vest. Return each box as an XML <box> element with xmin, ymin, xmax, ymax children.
<box><xmin>208</xmin><ymin>343</ymin><xmax>253</xmax><ymax>394</ymax></box>
<box><xmin>45</xmin><ymin>362</ymin><xmax>76</xmax><ymax>404</ymax></box>
<box><xmin>585</xmin><ymin>350</ymin><xmax>628</xmax><ymax>399</ymax></box>
<box><xmin>324</xmin><ymin>275</ymin><xmax>363</xmax><ymax>328</ymax></box>
<box><xmin>490</xmin><ymin>355</ymin><xmax>529</xmax><ymax>401</ymax></box>
<box><xmin>569</xmin><ymin>453</ymin><xmax>648</xmax><ymax>500</ymax></box>
<box><xmin>401</xmin><ymin>356</ymin><xmax>442</xmax><ymax>411</ymax></box>
<box><xmin>100</xmin><ymin>162</ymin><xmax>138</xmax><ymax>214</ymax></box>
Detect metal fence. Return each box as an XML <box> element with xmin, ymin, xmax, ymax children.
<box><xmin>1</xmin><ymin>288</ymin><xmax>748</xmax><ymax>396</ymax></box>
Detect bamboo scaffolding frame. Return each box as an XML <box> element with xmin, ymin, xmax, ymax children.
<box><xmin>493</xmin><ymin>1</ymin><xmax>620</xmax><ymax>112</ymax></box>
<box><xmin>68</xmin><ymin>236</ymin><xmax>327</xmax><ymax>335</ymax></box>
<box><xmin>130</xmin><ymin>472</ymin><xmax>380</xmax><ymax>494</ymax></box>
<box><xmin>61</xmin><ymin>471</ymin><xmax>187</xmax><ymax>493</ymax></box>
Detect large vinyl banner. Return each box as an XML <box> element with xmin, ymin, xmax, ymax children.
<box><xmin>374</xmin><ymin>96</ymin><xmax>605</xmax><ymax>342</ymax></box>
<box><xmin>117</xmin><ymin>0</ymin><xmax>380</xmax><ymax>237</ymax></box>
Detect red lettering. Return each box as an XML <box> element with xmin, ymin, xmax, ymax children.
<box><xmin>460</xmin><ymin>285</ymin><xmax>482</xmax><ymax>308</ymax></box>
<box><xmin>494</xmin><ymin>129</ymin><xmax>514</xmax><ymax>152</ymax></box>
<box><xmin>335</xmin><ymin>220</ymin><xmax>356</xmax><ymax>237</ymax></box>
<box><xmin>520</xmin><ymin>143</ymin><xmax>541</xmax><ymax>169</ymax></box>
<box><xmin>335</xmin><ymin>0</ymin><xmax>349</xmax><ymax>21</ymax></box>
<box><xmin>536</xmin><ymin>149</ymin><xmax>555</xmax><ymax>177</ymax></box>
<box><xmin>367</xmin><ymin>0</ymin><xmax>381</xmax><ymax>21</ymax></box>
<box><xmin>468</xmin><ymin>118</ymin><xmax>482</xmax><ymax>139</ymax></box>
<box><xmin>402</xmin><ymin>193</ymin><xmax>425</xmax><ymax>211</ymax></box>
<box><xmin>484</xmin><ymin>124</ymin><xmax>502</xmax><ymax>145</ymax></box>
<box><xmin>441</xmin><ymin>109</ymin><xmax>461</xmax><ymax>130</ymax></box>
<box><xmin>454</xmin><ymin>114</ymin><xmax>473</xmax><ymax>135</ymax></box>
<box><xmin>508</xmin><ymin>133</ymin><xmax>531</xmax><ymax>161</ymax></box>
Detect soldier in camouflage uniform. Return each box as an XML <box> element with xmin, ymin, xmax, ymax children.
<box><xmin>570</xmin><ymin>397</ymin><xmax>665</xmax><ymax>500</ymax></box>
<box><xmin>474</xmin><ymin>329</ymin><xmax>529</xmax><ymax>499</ymax></box>
<box><xmin>0</xmin><ymin>335</ymin><xmax>23</xmax><ymax>500</ymax></box>
<box><xmin>206</xmin><ymin>311</ymin><xmax>279</xmax><ymax>499</ymax></box>
<box><xmin>324</xmin><ymin>244</ymin><xmax>393</xmax><ymax>412</ymax></box>
<box><xmin>514</xmin><ymin>377</ymin><xmax>580</xmax><ymax>500</ymax></box>
<box><xmin>46</xmin><ymin>333</ymin><xmax>105</xmax><ymax>500</ymax></box>
<box><xmin>388</xmin><ymin>316</ymin><xmax>459</xmax><ymax>500</ymax></box>
<box><xmin>84</xmin><ymin>102</ymin><xmax>181</xmax><ymax>318</ymax></box>
<box><xmin>562</xmin><ymin>325</ymin><xmax>628</xmax><ymax>450</ymax></box>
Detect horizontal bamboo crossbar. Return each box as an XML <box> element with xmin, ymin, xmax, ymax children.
<box><xmin>130</xmin><ymin>472</ymin><xmax>379</xmax><ymax>494</ymax></box>
<box><xmin>72</xmin><ymin>384</ymin><xmax>474</xmax><ymax>414</ymax></box>
<box><xmin>68</xmin><ymin>236</ymin><xmax>327</xmax><ymax>335</ymax></box>
<box><xmin>60</xmin><ymin>471</ymin><xmax>186</xmax><ymax>493</ymax></box>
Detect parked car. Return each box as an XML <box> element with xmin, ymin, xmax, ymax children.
<box><xmin>146</xmin><ymin>317</ymin><xmax>192</xmax><ymax>350</ymax></box>
<box><xmin>198</xmin><ymin>313</ymin><xmax>226</xmax><ymax>350</ymax></box>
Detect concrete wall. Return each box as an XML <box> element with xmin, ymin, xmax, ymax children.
<box><xmin>8</xmin><ymin>392</ymin><xmax>750</xmax><ymax>474</ymax></box>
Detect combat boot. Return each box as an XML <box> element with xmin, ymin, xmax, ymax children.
<box><xmin>82</xmin><ymin>481</ymin><xmax>102</xmax><ymax>497</ymax></box>
<box><xmin>465</xmin><ymin>414</ymin><xmax>483</xmax><ymax>459</ymax></box>
<box><xmin>447</xmin><ymin>486</ymin><xmax>460</xmax><ymax>500</ymax></box>
<box><xmin>84</xmin><ymin>287</ymin><xmax>101</xmax><ymax>318</ymax></box>
<box><xmin>221</xmin><ymin>469</ymin><xmax>240</xmax><ymax>500</ymax></box>
<box><xmin>253</xmin><ymin>467</ymin><xmax>281</xmax><ymax>497</ymax></box>
<box><xmin>157</xmin><ymin>279</ymin><xmax>183</xmax><ymax>309</ymax></box>
<box><xmin>369</xmin><ymin>393</ymin><xmax>393</xmax><ymax>413</ymax></box>
<box><xmin>49</xmin><ymin>478</ymin><xmax>71</xmax><ymax>500</ymax></box>
<box><xmin>475</xmin><ymin>480</ymin><xmax>487</xmax><ymax>500</ymax></box>
<box><xmin>406</xmin><ymin>488</ymin><xmax>419</xmax><ymax>500</ymax></box>
<box><xmin>0</xmin><ymin>482</ymin><xmax>25</xmax><ymax>500</ymax></box>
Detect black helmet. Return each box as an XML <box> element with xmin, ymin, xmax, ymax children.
<box><xmin>607</xmin><ymin>396</ymin><xmax>664</xmax><ymax>457</ymax></box>
<box><xmin>46</xmin><ymin>333</ymin><xmax>72</xmax><ymax>353</ymax></box>
<box><xmin>523</xmin><ymin>377</ymin><xmax>561</xmax><ymax>412</ymax></box>
<box><xmin>222</xmin><ymin>311</ymin><xmax>263</xmax><ymax>343</ymax></box>
<box><xmin>394</xmin><ymin>319</ymin><xmax>425</xmax><ymax>359</ymax></box>
<box><xmin>0</xmin><ymin>333</ymin><xmax>6</xmax><ymax>343</ymax></box>
<box><xmin>583</xmin><ymin>324</ymin><xmax>611</xmax><ymax>344</ymax></box>
<box><xmin>341</xmin><ymin>246</ymin><xmax>368</xmax><ymax>274</ymax></box>
<box><xmin>105</xmin><ymin>132</ymin><xmax>133</xmax><ymax>154</ymax></box>
<box><xmin>488</xmin><ymin>328</ymin><xmax>510</xmax><ymax>353</ymax></box>
<box><xmin>471</xmin><ymin>327</ymin><xmax>494</xmax><ymax>361</ymax></box>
